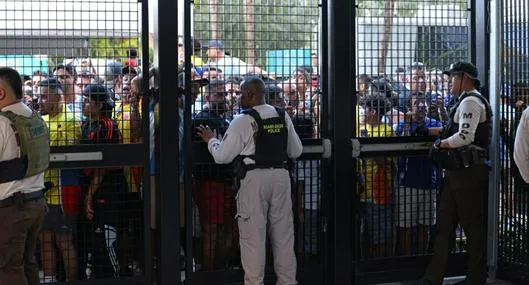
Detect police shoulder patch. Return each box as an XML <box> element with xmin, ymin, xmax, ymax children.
<box><xmin>30</xmin><ymin>124</ymin><xmax>46</xmax><ymax>138</ymax></box>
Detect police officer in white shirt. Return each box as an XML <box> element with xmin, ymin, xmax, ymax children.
<box><xmin>421</xmin><ymin>62</ymin><xmax>492</xmax><ymax>285</ymax></box>
<box><xmin>197</xmin><ymin>76</ymin><xmax>303</xmax><ymax>285</ymax></box>
<box><xmin>0</xmin><ymin>67</ymin><xmax>50</xmax><ymax>285</ymax></box>
<box><xmin>514</xmin><ymin>107</ymin><xmax>529</xmax><ymax>183</ymax></box>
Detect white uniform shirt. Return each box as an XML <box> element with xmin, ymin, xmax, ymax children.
<box><xmin>0</xmin><ymin>102</ymin><xmax>45</xmax><ymax>200</ymax></box>
<box><xmin>207</xmin><ymin>104</ymin><xmax>303</xmax><ymax>164</ymax></box>
<box><xmin>445</xmin><ymin>90</ymin><xmax>488</xmax><ymax>148</ymax></box>
<box><xmin>514</xmin><ymin>107</ymin><xmax>529</xmax><ymax>183</ymax></box>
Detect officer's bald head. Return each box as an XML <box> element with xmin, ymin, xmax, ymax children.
<box><xmin>241</xmin><ymin>77</ymin><xmax>265</xmax><ymax>95</ymax></box>
<box><xmin>0</xmin><ymin>67</ymin><xmax>23</xmax><ymax>101</ymax></box>
<box><xmin>240</xmin><ymin>77</ymin><xmax>266</xmax><ymax>107</ymax></box>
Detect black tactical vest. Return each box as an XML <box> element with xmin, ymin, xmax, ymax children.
<box><xmin>444</xmin><ymin>91</ymin><xmax>492</xmax><ymax>149</ymax></box>
<box><xmin>242</xmin><ymin>106</ymin><xmax>288</xmax><ymax>168</ymax></box>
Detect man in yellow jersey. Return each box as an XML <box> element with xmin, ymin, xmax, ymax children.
<box><xmin>357</xmin><ymin>91</ymin><xmax>394</xmax><ymax>259</ymax></box>
<box><xmin>115</xmin><ymin>67</ymin><xmax>142</xmax><ymax>195</ymax></box>
<box><xmin>37</xmin><ymin>78</ymin><xmax>81</xmax><ymax>283</ymax></box>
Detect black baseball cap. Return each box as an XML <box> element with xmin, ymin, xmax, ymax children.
<box><xmin>446</xmin><ymin>61</ymin><xmax>480</xmax><ymax>86</ymax></box>
<box><xmin>122</xmin><ymin>66</ymin><xmax>138</xmax><ymax>76</ymax></box>
<box><xmin>83</xmin><ymin>84</ymin><xmax>114</xmax><ymax>112</ymax></box>
<box><xmin>445</xmin><ymin>61</ymin><xmax>478</xmax><ymax>79</ymax></box>
<box><xmin>38</xmin><ymin>78</ymin><xmax>64</xmax><ymax>93</ymax></box>
<box><xmin>177</xmin><ymin>70</ymin><xmax>209</xmax><ymax>88</ymax></box>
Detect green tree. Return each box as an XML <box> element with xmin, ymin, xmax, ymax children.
<box><xmin>193</xmin><ymin>0</ymin><xmax>319</xmax><ymax>67</ymax></box>
<box><xmin>89</xmin><ymin>38</ymin><xmax>140</xmax><ymax>60</ymax></box>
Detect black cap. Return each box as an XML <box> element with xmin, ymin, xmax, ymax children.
<box><xmin>446</xmin><ymin>61</ymin><xmax>479</xmax><ymax>79</ymax></box>
<box><xmin>122</xmin><ymin>66</ymin><xmax>138</xmax><ymax>76</ymax></box>
<box><xmin>83</xmin><ymin>84</ymin><xmax>114</xmax><ymax>112</ymax></box>
<box><xmin>177</xmin><ymin>70</ymin><xmax>209</xmax><ymax>88</ymax></box>
<box><xmin>370</xmin><ymin>77</ymin><xmax>394</xmax><ymax>99</ymax></box>
<box><xmin>38</xmin><ymin>78</ymin><xmax>63</xmax><ymax>93</ymax></box>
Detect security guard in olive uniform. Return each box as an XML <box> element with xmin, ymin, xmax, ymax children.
<box><xmin>422</xmin><ymin>62</ymin><xmax>492</xmax><ymax>285</ymax></box>
<box><xmin>197</xmin><ymin>77</ymin><xmax>303</xmax><ymax>285</ymax></box>
<box><xmin>0</xmin><ymin>67</ymin><xmax>50</xmax><ymax>285</ymax></box>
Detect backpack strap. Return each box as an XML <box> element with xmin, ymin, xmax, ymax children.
<box><xmin>242</xmin><ymin>108</ymin><xmax>263</xmax><ymax>126</ymax></box>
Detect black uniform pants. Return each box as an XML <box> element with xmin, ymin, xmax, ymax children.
<box><xmin>425</xmin><ymin>164</ymin><xmax>488</xmax><ymax>285</ymax></box>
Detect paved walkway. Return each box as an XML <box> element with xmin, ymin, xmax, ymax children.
<box><xmin>379</xmin><ymin>277</ymin><xmax>513</xmax><ymax>285</ymax></box>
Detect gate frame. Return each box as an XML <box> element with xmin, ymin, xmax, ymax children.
<box><xmin>324</xmin><ymin>0</ymin><xmax>355</xmax><ymax>284</ymax></box>
<box><xmin>45</xmin><ymin>0</ymin><xmax>153</xmax><ymax>284</ymax></box>
<box><xmin>150</xmin><ymin>0</ymin><xmax>497</xmax><ymax>283</ymax></box>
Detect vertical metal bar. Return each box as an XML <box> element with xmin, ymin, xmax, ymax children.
<box><xmin>488</xmin><ymin>0</ymin><xmax>502</xmax><ymax>279</ymax></box>
<box><xmin>320</xmin><ymin>0</ymin><xmax>329</xmax><ymax>138</ymax></box>
<box><xmin>320</xmin><ymin>0</ymin><xmax>331</xmax><ymax>281</ymax></box>
<box><xmin>471</xmin><ymin>0</ymin><xmax>490</xmax><ymax>90</ymax></box>
<box><xmin>183</xmin><ymin>0</ymin><xmax>194</xmax><ymax>280</ymax></box>
<box><xmin>327</xmin><ymin>0</ymin><xmax>354</xmax><ymax>284</ymax></box>
<box><xmin>157</xmin><ymin>0</ymin><xmax>181</xmax><ymax>284</ymax></box>
<box><xmin>141</xmin><ymin>0</ymin><xmax>153</xmax><ymax>282</ymax></box>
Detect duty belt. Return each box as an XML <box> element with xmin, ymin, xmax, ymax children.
<box><xmin>0</xmin><ymin>190</ymin><xmax>44</xmax><ymax>208</ymax></box>
<box><xmin>245</xmin><ymin>163</ymin><xmax>288</xmax><ymax>172</ymax></box>
<box><xmin>430</xmin><ymin>146</ymin><xmax>488</xmax><ymax>170</ymax></box>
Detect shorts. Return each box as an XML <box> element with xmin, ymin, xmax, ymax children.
<box><xmin>395</xmin><ymin>187</ymin><xmax>437</xmax><ymax>228</ymax></box>
<box><xmin>42</xmin><ymin>204</ymin><xmax>76</xmax><ymax>233</ymax></box>
<box><xmin>360</xmin><ymin>202</ymin><xmax>392</xmax><ymax>245</ymax></box>
<box><xmin>193</xmin><ymin>180</ymin><xmax>234</xmax><ymax>224</ymax></box>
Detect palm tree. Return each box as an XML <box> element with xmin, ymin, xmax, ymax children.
<box><xmin>210</xmin><ymin>0</ymin><xmax>220</xmax><ymax>39</ymax></box>
<box><xmin>244</xmin><ymin>0</ymin><xmax>256</xmax><ymax>65</ymax></box>
<box><xmin>378</xmin><ymin>0</ymin><xmax>396</xmax><ymax>75</ymax></box>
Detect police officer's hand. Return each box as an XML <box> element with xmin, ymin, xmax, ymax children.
<box><xmin>196</xmin><ymin>125</ymin><xmax>216</xmax><ymax>143</ymax></box>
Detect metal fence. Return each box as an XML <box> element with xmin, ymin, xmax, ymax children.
<box><xmin>183</xmin><ymin>0</ymin><xmax>324</xmax><ymax>284</ymax></box>
<box><xmin>352</xmin><ymin>1</ymin><xmax>471</xmax><ymax>283</ymax></box>
<box><xmin>497</xmin><ymin>0</ymin><xmax>529</xmax><ymax>282</ymax></box>
<box><xmin>0</xmin><ymin>1</ymin><xmax>151</xmax><ymax>284</ymax></box>
<box><xmin>3</xmin><ymin>0</ymin><xmax>525</xmax><ymax>284</ymax></box>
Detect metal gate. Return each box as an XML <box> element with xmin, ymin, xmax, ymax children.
<box><xmin>496</xmin><ymin>0</ymin><xmax>529</xmax><ymax>283</ymax></box>
<box><xmin>350</xmin><ymin>1</ymin><xmax>474</xmax><ymax>283</ymax></box>
<box><xmin>176</xmin><ymin>0</ymin><xmax>329</xmax><ymax>284</ymax></box>
<box><xmin>0</xmin><ymin>1</ymin><xmax>153</xmax><ymax>284</ymax></box>
<box><xmin>169</xmin><ymin>0</ymin><xmax>491</xmax><ymax>284</ymax></box>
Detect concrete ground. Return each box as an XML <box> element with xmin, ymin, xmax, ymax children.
<box><xmin>378</xmin><ymin>276</ymin><xmax>513</xmax><ymax>285</ymax></box>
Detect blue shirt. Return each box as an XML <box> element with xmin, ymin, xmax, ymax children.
<box><xmin>396</xmin><ymin>118</ymin><xmax>442</xmax><ymax>189</ymax></box>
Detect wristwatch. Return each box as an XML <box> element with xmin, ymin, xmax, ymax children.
<box><xmin>433</xmin><ymin>138</ymin><xmax>442</xmax><ymax>149</ymax></box>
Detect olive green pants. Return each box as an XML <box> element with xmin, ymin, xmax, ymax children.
<box><xmin>425</xmin><ymin>164</ymin><xmax>488</xmax><ymax>285</ymax></box>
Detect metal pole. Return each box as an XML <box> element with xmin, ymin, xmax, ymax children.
<box><xmin>140</xmin><ymin>0</ymin><xmax>153</xmax><ymax>282</ymax></box>
<box><xmin>471</xmin><ymin>0</ymin><xmax>490</xmax><ymax>90</ymax></box>
<box><xmin>326</xmin><ymin>0</ymin><xmax>355</xmax><ymax>284</ymax></box>
<box><xmin>487</xmin><ymin>0</ymin><xmax>502</xmax><ymax>279</ymax></box>
<box><xmin>183</xmin><ymin>0</ymin><xmax>194</xmax><ymax>280</ymax></box>
<box><xmin>157</xmin><ymin>0</ymin><xmax>181</xmax><ymax>284</ymax></box>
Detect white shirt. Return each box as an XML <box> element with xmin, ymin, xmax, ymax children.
<box><xmin>445</xmin><ymin>90</ymin><xmax>488</xmax><ymax>148</ymax></box>
<box><xmin>0</xmin><ymin>102</ymin><xmax>45</xmax><ymax>200</ymax></box>
<box><xmin>207</xmin><ymin>104</ymin><xmax>303</xmax><ymax>164</ymax></box>
<box><xmin>208</xmin><ymin>56</ymin><xmax>249</xmax><ymax>78</ymax></box>
<box><xmin>514</xmin><ymin>107</ymin><xmax>529</xmax><ymax>183</ymax></box>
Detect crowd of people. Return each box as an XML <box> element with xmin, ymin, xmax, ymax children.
<box><xmin>2</xmin><ymin>36</ymin><xmax>527</xmax><ymax>284</ymax></box>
